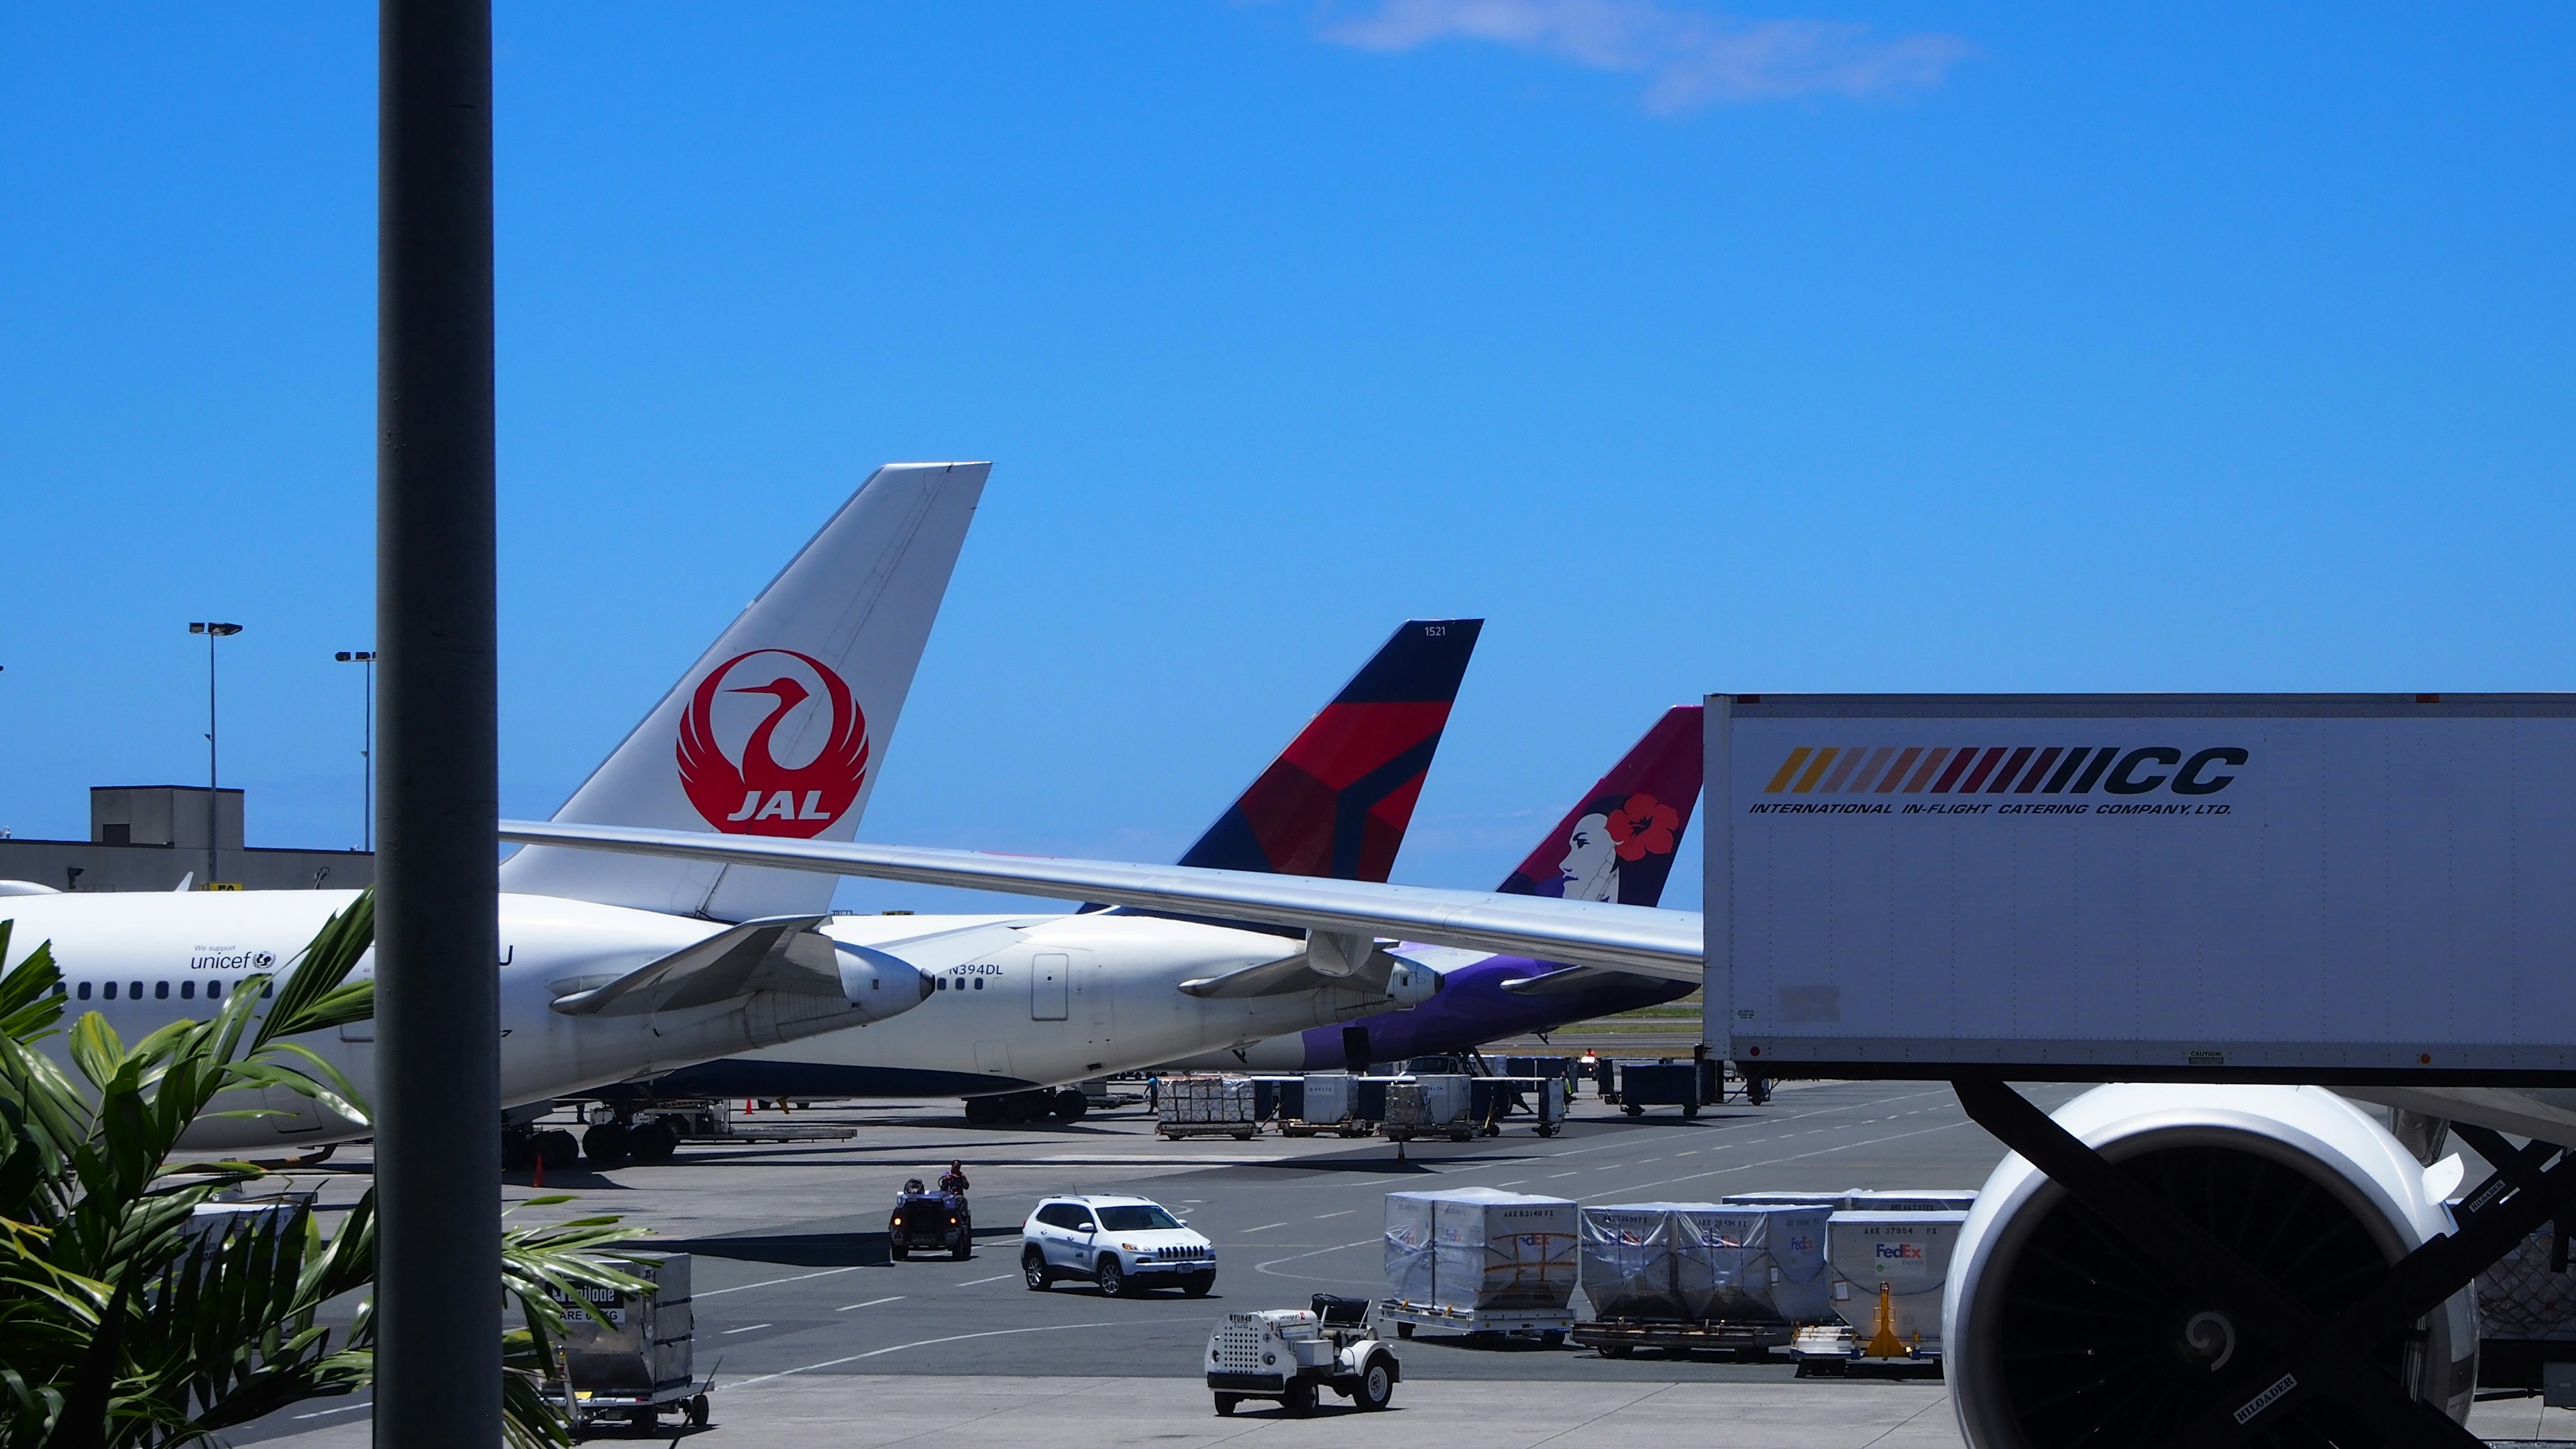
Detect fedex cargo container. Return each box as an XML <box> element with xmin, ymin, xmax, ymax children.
<box><xmin>1823</xmin><ymin>1210</ymin><xmax>1965</xmax><ymax>1350</ymax></box>
<box><xmin>1705</xmin><ymin>694</ymin><xmax>2576</xmax><ymax>1081</ymax></box>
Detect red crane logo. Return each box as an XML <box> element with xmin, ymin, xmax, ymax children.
<box><xmin>676</xmin><ymin>649</ymin><xmax>870</xmax><ymax>837</ymax></box>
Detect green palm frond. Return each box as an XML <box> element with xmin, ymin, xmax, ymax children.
<box><xmin>0</xmin><ymin>890</ymin><xmax>631</xmax><ymax>1447</ymax></box>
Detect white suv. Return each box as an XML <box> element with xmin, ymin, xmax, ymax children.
<box><xmin>1022</xmin><ymin>1193</ymin><xmax>1216</xmax><ymax>1298</ymax></box>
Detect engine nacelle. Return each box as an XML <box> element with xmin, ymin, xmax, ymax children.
<box><xmin>833</xmin><ymin>941</ymin><xmax>936</xmax><ymax>1022</ymax></box>
<box><xmin>1945</xmin><ymin>1083</ymin><xmax>2476</xmax><ymax>1449</ymax></box>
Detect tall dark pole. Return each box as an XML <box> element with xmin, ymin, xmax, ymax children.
<box><xmin>191</xmin><ymin>621</ymin><xmax>242</xmax><ymax>885</ymax></box>
<box><xmin>376</xmin><ymin>1</ymin><xmax>499</xmax><ymax>1444</ymax></box>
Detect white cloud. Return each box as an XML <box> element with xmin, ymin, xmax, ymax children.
<box><xmin>1316</xmin><ymin>0</ymin><xmax>1971</xmax><ymax>110</ymax></box>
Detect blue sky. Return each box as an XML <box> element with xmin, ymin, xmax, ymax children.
<box><xmin>3</xmin><ymin>3</ymin><xmax>2571</xmax><ymax>914</ymax></box>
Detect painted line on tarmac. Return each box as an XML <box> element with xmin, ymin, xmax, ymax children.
<box><xmin>698</xmin><ymin>1265</ymin><xmax>868</xmax><ymax>1297</ymax></box>
<box><xmin>722</xmin><ymin>1323</ymin><xmax>773</xmax><ymax>1334</ymax></box>
<box><xmin>1313</xmin><ymin>1209</ymin><xmax>1354</xmax><ymax>1220</ymax></box>
<box><xmin>955</xmin><ymin>1273</ymin><xmax>1015</xmax><ymax>1287</ymax></box>
<box><xmin>1582</xmin><ymin>1119</ymin><xmax>1976</xmax><ymax>1203</ymax></box>
<box><xmin>1241</xmin><ymin>1222</ymin><xmax>1287</xmax><ymax>1234</ymax></box>
<box><xmin>291</xmin><ymin>1401</ymin><xmax>372</xmax><ymax>1420</ymax></box>
<box><xmin>838</xmin><ymin>1295</ymin><xmax>905</xmax><ymax>1311</ymax></box>
<box><xmin>1255</xmin><ymin>1240</ymin><xmax>1379</xmax><ymax>1279</ymax></box>
<box><xmin>726</xmin><ymin>1318</ymin><xmax>1203</xmax><ymax>1389</ymax></box>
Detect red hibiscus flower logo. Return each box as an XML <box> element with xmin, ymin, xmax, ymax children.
<box><xmin>1605</xmin><ymin>794</ymin><xmax>1680</xmax><ymax>861</ymax></box>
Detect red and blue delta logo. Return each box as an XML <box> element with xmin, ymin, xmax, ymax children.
<box><xmin>676</xmin><ymin>649</ymin><xmax>869</xmax><ymax>837</ymax></box>
<box><xmin>1749</xmin><ymin>744</ymin><xmax>2247</xmax><ymax>817</ymax></box>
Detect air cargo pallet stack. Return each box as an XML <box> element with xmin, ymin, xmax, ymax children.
<box><xmin>1379</xmin><ymin>1187</ymin><xmax>1580</xmax><ymax>1343</ymax></box>
<box><xmin>1572</xmin><ymin>1200</ymin><xmax>1831</xmax><ymax>1360</ymax></box>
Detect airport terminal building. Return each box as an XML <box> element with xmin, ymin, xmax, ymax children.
<box><xmin>0</xmin><ymin>785</ymin><xmax>370</xmax><ymax>893</ymax></box>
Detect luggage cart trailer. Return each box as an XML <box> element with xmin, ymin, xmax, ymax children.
<box><xmin>543</xmin><ymin>1254</ymin><xmax>712</xmax><ymax>1435</ymax></box>
<box><xmin>1373</xmin><ymin>1298</ymin><xmax>1577</xmax><ymax>1344</ymax></box>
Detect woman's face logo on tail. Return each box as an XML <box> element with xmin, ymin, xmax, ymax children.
<box><xmin>1556</xmin><ymin>792</ymin><xmax>1682</xmax><ymax>904</ymax></box>
<box><xmin>1558</xmin><ymin>813</ymin><xmax>1621</xmax><ymax>902</ymax></box>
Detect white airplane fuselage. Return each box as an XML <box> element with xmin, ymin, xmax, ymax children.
<box><xmin>650</xmin><ymin>911</ymin><xmax>1437</xmax><ymax>1101</ymax></box>
<box><xmin>1</xmin><ymin>890</ymin><xmax>924</xmax><ymax>1152</ymax></box>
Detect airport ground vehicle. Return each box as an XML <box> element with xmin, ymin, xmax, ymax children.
<box><xmin>519</xmin><ymin>692</ymin><xmax>2576</xmax><ymax>1448</ymax></box>
<box><xmin>1022</xmin><ymin>1194</ymin><xmax>1215</xmax><ymax>1297</ymax></box>
<box><xmin>888</xmin><ymin>1181</ymin><xmax>971</xmax><ymax>1260</ymax></box>
<box><xmin>1206</xmin><ymin>1295</ymin><xmax>1399</xmax><ymax>1416</ymax></box>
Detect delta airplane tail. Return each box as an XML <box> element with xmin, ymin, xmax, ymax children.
<box><xmin>500</xmin><ymin>462</ymin><xmax>987</xmax><ymax>920</ymax></box>
<box><xmin>1173</xmin><ymin>619</ymin><xmax>1481</xmax><ymax>884</ymax></box>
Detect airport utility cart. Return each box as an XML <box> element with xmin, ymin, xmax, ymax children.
<box><xmin>888</xmin><ymin>1187</ymin><xmax>971</xmax><ymax>1260</ymax></box>
<box><xmin>1205</xmin><ymin>1295</ymin><xmax>1400</xmax><ymax>1416</ymax></box>
<box><xmin>542</xmin><ymin>1253</ymin><xmax>713</xmax><ymax>1435</ymax></box>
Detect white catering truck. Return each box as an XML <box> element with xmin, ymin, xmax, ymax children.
<box><xmin>1702</xmin><ymin>694</ymin><xmax>2576</xmax><ymax>1449</ymax></box>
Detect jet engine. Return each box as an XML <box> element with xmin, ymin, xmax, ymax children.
<box><xmin>1944</xmin><ymin>1083</ymin><xmax>2477</xmax><ymax>1449</ymax></box>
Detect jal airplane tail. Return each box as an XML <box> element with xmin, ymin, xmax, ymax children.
<box><xmin>500</xmin><ymin>462</ymin><xmax>987</xmax><ymax>920</ymax></box>
<box><xmin>1174</xmin><ymin>619</ymin><xmax>1483</xmax><ymax>883</ymax></box>
<box><xmin>1497</xmin><ymin>704</ymin><xmax>1703</xmax><ymax>908</ymax></box>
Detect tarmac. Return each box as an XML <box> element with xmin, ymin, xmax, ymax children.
<box><xmin>218</xmin><ymin>1079</ymin><xmax>2576</xmax><ymax>1446</ymax></box>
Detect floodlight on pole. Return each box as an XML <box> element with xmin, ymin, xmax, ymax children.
<box><xmin>189</xmin><ymin>622</ymin><xmax>243</xmax><ymax>887</ymax></box>
<box><xmin>336</xmin><ymin>650</ymin><xmax>377</xmax><ymax>851</ymax></box>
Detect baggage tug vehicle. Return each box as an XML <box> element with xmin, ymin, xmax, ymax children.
<box><xmin>1205</xmin><ymin>1295</ymin><xmax>1398</xmax><ymax>1417</ymax></box>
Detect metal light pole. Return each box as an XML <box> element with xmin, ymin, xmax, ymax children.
<box><xmin>377</xmin><ymin>0</ymin><xmax>500</xmax><ymax>1442</ymax></box>
<box><xmin>189</xmin><ymin>621</ymin><xmax>243</xmax><ymax>887</ymax></box>
<box><xmin>335</xmin><ymin>650</ymin><xmax>376</xmax><ymax>851</ymax></box>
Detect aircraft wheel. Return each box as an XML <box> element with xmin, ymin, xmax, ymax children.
<box><xmin>627</xmin><ymin>1118</ymin><xmax>680</xmax><ymax>1165</ymax></box>
<box><xmin>581</xmin><ymin>1122</ymin><xmax>631</xmax><ymax>1167</ymax></box>
<box><xmin>536</xmin><ymin>1130</ymin><xmax>580</xmax><ymax>1173</ymax></box>
<box><xmin>1050</xmin><ymin>1088</ymin><xmax>1089</xmax><ymax>1124</ymax></box>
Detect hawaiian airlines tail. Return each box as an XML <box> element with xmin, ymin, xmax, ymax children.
<box><xmin>1497</xmin><ymin>704</ymin><xmax>1703</xmax><ymax>906</ymax></box>
<box><xmin>500</xmin><ymin>462</ymin><xmax>987</xmax><ymax>920</ymax></box>
<box><xmin>1173</xmin><ymin>619</ymin><xmax>1482</xmax><ymax>884</ymax></box>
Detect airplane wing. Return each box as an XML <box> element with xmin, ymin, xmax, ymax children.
<box><xmin>498</xmin><ymin>820</ymin><xmax>1704</xmax><ymax>982</ymax></box>
<box><xmin>1498</xmin><ymin>964</ymin><xmax>1675</xmax><ymax>997</ymax></box>
<box><xmin>550</xmin><ymin>914</ymin><xmax>834</xmax><ymax>1017</ymax></box>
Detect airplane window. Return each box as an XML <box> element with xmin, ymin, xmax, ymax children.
<box><xmin>103</xmin><ymin>981</ymin><xmax>117</xmax><ymax>1000</ymax></box>
<box><xmin>155</xmin><ymin>981</ymin><xmax>170</xmax><ymax>1000</ymax></box>
<box><xmin>973</xmin><ymin>979</ymin><xmax>984</xmax><ymax>990</ymax></box>
<box><xmin>936</xmin><ymin>977</ymin><xmax>948</xmax><ymax>990</ymax></box>
<box><xmin>208</xmin><ymin>980</ymin><xmax>222</xmax><ymax>1000</ymax></box>
<box><xmin>77</xmin><ymin>982</ymin><xmax>92</xmax><ymax>1000</ymax></box>
<box><xmin>180</xmin><ymin>981</ymin><xmax>196</xmax><ymax>1000</ymax></box>
<box><xmin>263</xmin><ymin>983</ymin><xmax>274</xmax><ymax>998</ymax></box>
<box><xmin>130</xmin><ymin>981</ymin><xmax>143</xmax><ymax>1000</ymax></box>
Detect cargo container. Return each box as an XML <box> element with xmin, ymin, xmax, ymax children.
<box><xmin>1380</xmin><ymin>1189</ymin><xmax>1579</xmax><ymax>1341</ymax></box>
<box><xmin>1672</xmin><ymin>1203</ymin><xmax>1831</xmax><ymax>1325</ymax></box>
<box><xmin>1578</xmin><ymin>1203</ymin><xmax>1685</xmax><ymax>1320</ymax></box>
<box><xmin>1157</xmin><ymin>1073</ymin><xmax>1260</xmax><ymax>1140</ymax></box>
<box><xmin>1281</xmin><ymin>1071</ymin><xmax>1365</xmax><ymax>1136</ymax></box>
<box><xmin>1792</xmin><ymin>1210</ymin><xmax>1965</xmax><ymax>1370</ymax></box>
<box><xmin>1383</xmin><ymin>1075</ymin><xmax>1476</xmax><ymax>1143</ymax></box>
<box><xmin>543</xmin><ymin>1254</ymin><xmax>710</xmax><ymax>1432</ymax></box>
